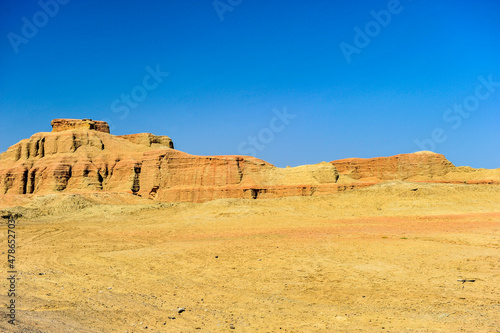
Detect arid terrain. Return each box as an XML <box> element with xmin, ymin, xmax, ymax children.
<box><xmin>0</xmin><ymin>120</ymin><xmax>499</xmax><ymax>332</ymax></box>
<box><xmin>1</xmin><ymin>182</ymin><xmax>499</xmax><ymax>332</ymax></box>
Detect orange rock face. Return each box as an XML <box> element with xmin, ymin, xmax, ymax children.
<box><xmin>330</xmin><ymin>151</ymin><xmax>456</xmax><ymax>182</ymax></box>
<box><xmin>0</xmin><ymin>120</ymin><xmax>344</xmax><ymax>202</ymax></box>
<box><xmin>0</xmin><ymin>120</ymin><xmax>498</xmax><ymax>202</ymax></box>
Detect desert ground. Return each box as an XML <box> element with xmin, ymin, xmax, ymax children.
<box><xmin>1</xmin><ymin>182</ymin><xmax>499</xmax><ymax>332</ymax></box>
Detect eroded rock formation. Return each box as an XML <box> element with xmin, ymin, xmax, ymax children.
<box><xmin>117</xmin><ymin>133</ymin><xmax>174</xmax><ymax>149</ymax></box>
<box><xmin>0</xmin><ymin>120</ymin><xmax>349</xmax><ymax>201</ymax></box>
<box><xmin>330</xmin><ymin>151</ymin><xmax>499</xmax><ymax>185</ymax></box>
<box><xmin>51</xmin><ymin>119</ymin><xmax>110</xmax><ymax>133</ymax></box>
<box><xmin>330</xmin><ymin>151</ymin><xmax>455</xmax><ymax>181</ymax></box>
<box><xmin>0</xmin><ymin>120</ymin><xmax>497</xmax><ymax>202</ymax></box>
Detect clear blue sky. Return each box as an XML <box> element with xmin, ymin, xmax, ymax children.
<box><xmin>1</xmin><ymin>0</ymin><xmax>499</xmax><ymax>168</ymax></box>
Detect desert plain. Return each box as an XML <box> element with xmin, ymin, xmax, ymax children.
<box><xmin>0</xmin><ymin>181</ymin><xmax>499</xmax><ymax>332</ymax></box>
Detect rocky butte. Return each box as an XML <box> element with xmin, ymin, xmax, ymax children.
<box><xmin>51</xmin><ymin>118</ymin><xmax>111</xmax><ymax>133</ymax></box>
<box><xmin>0</xmin><ymin>119</ymin><xmax>498</xmax><ymax>202</ymax></box>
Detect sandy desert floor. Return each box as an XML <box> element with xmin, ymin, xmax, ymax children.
<box><xmin>0</xmin><ymin>182</ymin><xmax>499</xmax><ymax>332</ymax></box>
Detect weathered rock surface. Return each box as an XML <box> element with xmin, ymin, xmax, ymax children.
<box><xmin>0</xmin><ymin>120</ymin><xmax>497</xmax><ymax>202</ymax></box>
<box><xmin>0</xmin><ymin>120</ymin><xmax>346</xmax><ymax>202</ymax></box>
<box><xmin>51</xmin><ymin>118</ymin><xmax>110</xmax><ymax>133</ymax></box>
<box><xmin>117</xmin><ymin>133</ymin><xmax>174</xmax><ymax>149</ymax></box>
<box><xmin>330</xmin><ymin>151</ymin><xmax>499</xmax><ymax>185</ymax></box>
<box><xmin>330</xmin><ymin>151</ymin><xmax>455</xmax><ymax>181</ymax></box>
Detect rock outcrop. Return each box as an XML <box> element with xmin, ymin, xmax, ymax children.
<box><xmin>0</xmin><ymin>120</ymin><xmax>350</xmax><ymax>202</ymax></box>
<box><xmin>330</xmin><ymin>151</ymin><xmax>455</xmax><ymax>182</ymax></box>
<box><xmin>51</xmin><ymin>119</ymin><xmax>110</xmax><ymax>133</ymax></box>
<box><xmin>330</xmin><ymin>151</ymin><xmax>499</xmax><ymax>185</ymax></box>
<box><xmin>117</xmin><ymin>133</ymin><xmax>174</xmax><ymax>149</ymax></box>
<box><xmin>0</xmin><ymin>120</ymin><xmax>497</xmax><ymax>203</ymax></box>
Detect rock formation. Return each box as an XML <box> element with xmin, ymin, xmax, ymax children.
<box><xmin>117</xmin><ymin>133</ymin><xmax>174</xmax><ymax>149</ymax></box>
<box><xmin>51</xmin><ymin>118</ymin><xmax>110</xmax><ymax>133</ymax></box>
<box><xmin>330</xmin><ymin>151</ymin><xmax>499</xmax><ymax>185</ymax></box>
<box><xmin>330</xmin><ymin>151</ymin><xmax>455</xmax><ymax>182</ymax></box>
<box><xmin>0</xmin><ymin>119</ymin><xmax>497</xmax><ymax>202</ymax></box>
<box><xmin>0</xmin><ymin>119</ymin><xmax>352</xmax><ymax>202</ymax></box>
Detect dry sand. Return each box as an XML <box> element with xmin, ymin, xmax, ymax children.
<box><xmin>0</xmin><ymin>182</ymin><xmax>499</xmax><ymax>332</ymax></box>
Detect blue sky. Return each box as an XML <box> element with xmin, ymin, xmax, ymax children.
<box><xmin>1</xmin><ymin>0</ymin><xmax>499</xmax><ymax>168</ymax></box>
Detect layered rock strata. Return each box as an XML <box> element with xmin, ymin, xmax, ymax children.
<box><xmin>0</xmin><ymin>120</ymin><xmax>497</xmax><ymax>203</ymax></box>
<box><xmin>0</xmin><ymin>122</ymin><xmax>346</xmax><ymax>202</ymax></box>
<box><xmin>51</xmin><ymin>119</ymin><xmax>110</xmax><ymax>133</ymax></box>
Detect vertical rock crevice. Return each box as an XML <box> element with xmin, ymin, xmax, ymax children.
<box><xmin>131</xmin><ymin>165</ymin><xmax>141</xmax><ymax>194</ymax></box>
<box><xmin>21</xmin><ymin>169</ymin><xmax>28</xmax><ymax>194</ymax></box>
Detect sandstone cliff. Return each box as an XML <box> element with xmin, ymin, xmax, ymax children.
<box><xmin>330</xmin><ymin>151</ymin><xmax>499</xmax><ymax>185</ymax></box>
<box><xmin>0</xmin><ymin>120</ymin><xmax>349</xmax><ymax>202</ymax></box>
<box><xmin>330</xmin><ymin>151</ymin><xmax>454</xmax><ymax>181</ymax></box>
<box><xmin>51</xmin><ymin>118</ymin><xmax>110</xmax><ymax>133</ymax></box>
<box><xmin>0</xmin><ymin>120</ymin><xmax>497</xmax><ymax>203</ymax></box>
